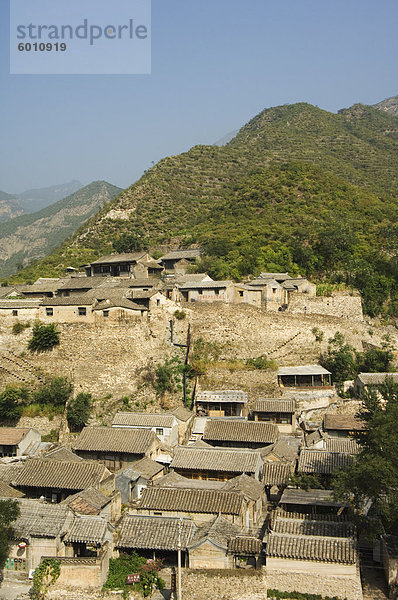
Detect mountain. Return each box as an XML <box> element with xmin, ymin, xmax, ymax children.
<box><xmin>373</xmin><ymin>95</ymin><xmax>398</xmax><ymax>117</ymax></box>
<box><xmin>7</xmin><ymin>101</ymin><xmax>398</xmax><ymax>316</ymax></box>
<box><xmin>213</xmin><ymin>129</ymin><xmax>239</xmax><ymax>146</ymax></box>
<box><xmin>0</xmin><ymin>181</ymin><xmax>122</xmax><ymax>279</ymax></box>
<box><xmin>0</xmin><ymin>191</ymin><xmax>24</xmax><ymax>223</ymax></box>
<box><xmin>16</xmin><ymin>180</ymin><xmax>83</xmax><ymax>213</ymax></box>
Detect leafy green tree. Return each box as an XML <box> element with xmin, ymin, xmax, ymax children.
<box><xmin>0</xmin><ymin>499</ymin><xmax>20</xmax><ymax>569</ymax></box>
<box><xmin>320</xmin><ymin>332</ymin><xmax>357</xmax><ymax>384</ymax></box>
<box><xmin>33</xmin><ymin>377</ymin><xmax>72</xmax><ymax>407</ymax></box>
<box><xmin>28</xmin><ymin>322</ymin><xmax>60</xmax><ymax>352</ymax></box>
<box><xmin>0</xmin><ymin>386</ymin><xmax>29</xmax><ymax>423</ymax></box>
<box><xmin>333</xmin><ymin>379</ymin><xmax>398</xmax><ymax>534</ymax></box>
<box><xmin>357</xmin><ymin>348</ymin><xmax>393</xmax><ymax>373</ymax></box>
<box><xmin>67</xmin><ymin>392</ymin><xmax>92</xmax><ymax>432</ymax></box>
<box><xmin>112</xmin><ymin>232</ymin><xmax>147</xmax><ymax>253</ymax></box>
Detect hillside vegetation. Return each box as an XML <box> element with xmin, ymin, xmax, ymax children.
<box><xmin>8</xmin><ymin>101</ymin><xmax>398</xmax><ymax>316</ymax></box>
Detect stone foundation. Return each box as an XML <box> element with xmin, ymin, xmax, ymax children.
<box><xmin>266</xmin><ymin>568</ymin><xmax>363</xmax><ymax>600</ymax></box>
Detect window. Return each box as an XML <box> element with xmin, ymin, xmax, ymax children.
<box><xmin>156</xmin><ymin>428</ymin><xmax>164</xmax><ymax>436</ymax></box>
<box><xmin>46</xmin><ymin>308</ymin><xmax>54</xmax><ymax>316</ymax></box>
<box><xmin>103</xmin><ymin>310</ymin><xmax>109</xmax><ymax>317</ymax></box>
<box><xmin>214</xmin><ymin>289</ymin><xmax>219</xmax><ymax>295</ymax></box>
<box><xmin>12</xmin><ymin>310</ymin><xmax>18</xmax><ymax>316</ymax></box>
<box><xmin>239</xmin><ymin>291</ymin><xmax>244</xmax><ymax>297</ymax></box>
<box><xmin>78</xmin><ymin>307</ymin><xmax>87</xmax><ymax>316</ymax></box>
<box><xmin>156</xmin><ymin>299</ymin><xmax>160</xmax><ymax>307</ymax></box>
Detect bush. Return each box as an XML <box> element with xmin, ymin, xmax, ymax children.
<box><xmin>67</xmin><ymin>392</ymin><xmax>92</xmax><ymax>432</ymax></box>
<box><xmin>28</xmin><ymin>322</ymin><xmax>60</xmax><ymax>352</ymax></box>
<box><xmin>103</xmin><ymin>552</ymin><xmax>164</xmax><ymax>598</ymax></box>
<box><xmin>33</xmin><ymin>377</ymin><xmax>73</xmax><ymax>407</ymax></box>
<box><xmin>0</xmin><ymin>386</ymin><xmax>28</xmax><ymax>422</ymax></box>
<box><xmin>245</xmin><ymin>356</ymin><xmax>277</xmax><ymax>370</ymax></box>
<box><xmin>42</xmin><ymin>429</ymin><xmax>59</xmax><ymax>442</ymax></box>
<box><xmin>12</xmin><ymin>321</ymin><xmax>30</xmax><ymax>335</ymax></box>
<box><xmin>174</xmin><ymin>309</ymin><xmax>186</xmax><ymax>320</ymax></box>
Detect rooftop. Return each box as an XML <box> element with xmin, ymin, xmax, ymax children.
<box><xmin>160</xmin><ymin>249</ymin><xmax>201</xmax><ymax>261</ymax></box>
<box><xmin>280</xmin><ymin>488</ymin><xmax>347</xmax><ymax>507</ymax></box>
<box><xmin>254</xmin><ymin>399</ymin><xmax>296</xmax><ymax>414</ymax></box>
<box><xmin>272</xmin><ymin>517</ymin><xmax>355</xmax><ymax>538</ymax></box>
<box><xmin>90</xmin><ymin>253</ymin><xmax>147</xmax><ymax>265</ymax></box>
<box><xmin>64</xmin><ymin>515</ymin><xmax>110</xmax><ymax>545</ymax></box>
<box><xmin>116</xmin><ymin>514</ymin><xmax>196</xmax><ymax>551</ymax></box>
<box><xmin>172</xmin><ymin>407</ymin><xmax>194</xmax><ymax>422</ymax></box>
<box><xmin>195</xmin><ymin>390</ymin><xmax>248</xmax><ymax>404</ymax></box>
<box><xmin>179</xmin><ymin>280</ymin><xmax>233</xmax><ymax>290</ymax></box>
<box><xmin>267</xmin><ymin>532</ymin><xmax>356</xmax><ymax>564</ymax></box>
<box><xmin>112</xmin><ymin>412</ymin><xmax>176</xmax><ymax>428</ymax></box>
<box><xmin>138</xmin><ymin>486</ymin><xmax>244</xmax><ymax>515</ymax></box>
<box><xmin>357</xmin><ymin>372</ymin><xmax>398</xmax><ymax>385</ymax></box>
<box><xmin>298</xmin><ymin>449</ymin><xmax>355</xmax><ymax>475</ymax></box>
<box><xmin>12</xmin><ymin>459</ymin><xmax>109</xmax><ymax>491</ymax></box>
<box><xmin>171</xmin><ymin>446</ymin><xmax>262</xmax><ymax>474</ymax></box>
<box><xmin>263</xmin><ymin>462</ymin><xmax>293</xmax><ymax>487</ymax></box>
<box><xmin>73</xmin><ymin>427</ymin><xmax>157</xmax><ymax>454</ymax></box>
<box><xmin>62</xmin><ymin>487</ymin><xmax>111</xmax><ymax>515</ymax></box>
<box><xmin>203</xmin><ymin>420</ymin><xmax>279</xmax><ymax>445</ymax></box>
<box><xmin>0</xmin><ymin>428</ymin><xmax>31</xmax><ymax>446</ymax></box>
<box><xmin>323</xmin><ymin>414</ymin><xmax>366</xmax><ymax>431</ymax></box>
<box><xmin>11</xmin><ymin>499</ymin><xmax>72</xmax><ymax>539</ymax></box>
<box><xmin>278</xmin><ymin>365</ymin><xmax>331</xmax><ymax>376</ymax></box>
<box><xmin>188</xmin><ymin>514</ymin><xmax>241</xmax><ymax>550</ymax></box>
<box><xmin>124</xmin><ymin>457</ymin><xmax>164</xmax><ymax>480</ymax></box>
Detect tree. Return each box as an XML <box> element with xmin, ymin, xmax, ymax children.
<box><xmin>28</xmin><ymin>322</ymin><xmax>60</xmax><ymax>352</ymax></box>
<box><xmin>67</xmin><ymin>392</ymin><xmax>92</xmax><ymax>432</ymax></box>
<box><xmin>33</xmin><ymin>377</ymin><xmax>73</xmax><ymax>407</ymax></box>
<box><xmin>0</xmin><ymin>499</ymin><xmax>20</xmax><ymax>569</ymax></box>
<box><xmin>320</xmin><ymin>332</ymin><xmax>357</xmax><ymax>384</ymax></box>
<box><xmin>333</xmin><ymin>379</ymin><xmax>398</xmax><ymax>534</ymax></box>
<box><xmin>0</xmin><ymin>387</ymin><xmax>29</xmax><ymax>423</ymax></box>
<box><xmin>112</xmin><ymin>232</ymin><xmax>147</xmax><ymax>254</ymax></box>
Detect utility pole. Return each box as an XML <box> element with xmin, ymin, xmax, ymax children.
<box><xmin>177</xmin><ymin>517</ymin><xmax>183</xmax><ymax>600</ymax></box>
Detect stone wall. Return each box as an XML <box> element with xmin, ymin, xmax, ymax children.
<box><xmin>266</xmin><ymin>567</ymin><xmax>363</xmax><ymax>600</ymax></box>
<box><xmin>287</xmin><ymin>294</ymin><xmax>364</xmax><ymax>321</ymax></box>
<box><xmin>181</xmin><ymin>569</ymin><xmax>267</xmax><ymax>600</ymax></box>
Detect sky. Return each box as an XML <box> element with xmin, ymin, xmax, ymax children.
<box><xmin>0</xmin><ymin>0</ymin><xmax>397</xmax><ymax>195</ymax></box>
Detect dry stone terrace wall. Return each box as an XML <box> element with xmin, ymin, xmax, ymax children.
<box><xmin>0</xmin><ymin>302</ymin><xmax>396</xmax><ymax>404</ymax></box>
<box><xmin>181</xmin><ymin>569</ymin><xmax>268</xmax><ymax>600</ymax></box>
<box><xmin>266</xmin><ymin>568</ymin><xmax>363</xmax><ymax>600</ymax></box>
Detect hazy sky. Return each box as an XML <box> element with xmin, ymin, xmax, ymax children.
<box><xmin>0</xmin><ymin>0</ymin><xmax>397</xmax><ymax>195</ymax></box>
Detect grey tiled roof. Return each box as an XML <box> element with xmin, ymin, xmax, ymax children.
<box><xmin>0</xmin><ymin>480</ymin><xmax>25</xmax><ymax>498</ymax></box>
<box><xmin>138</xmin><ymin>487</ymin><xmax>244</xmax><ymax>515</ymax></box>
<box><xmin>228</xmin><ymin>537</ymin><xmax>263</xmax><ymax>555</ymax></box>
<box><xmin>267</xmin><ymin>533</ymin><xmax>356</xmax><ymax>564</ymax></box>
<box><xmin>195</xmin><ymin>390</ymin><xmax>248</xmax><ymax>404</ymax></box>
<box><xmin>0</xmin><ymin>300</ymin><xmax>41</xmax><ymax>309</ymax></box>
<box><xmin>172</xmin><ymin>407</ymin><xmax>194</xmax><ymax>422</ymax></box>
<box><xmin>272</xmin><ymin>518</ymin><xmax>355</xmax><ymax>538</ymax></box>
<box><xmin>11</xmin><ymin>500</ymin><xmax>72</xmax><ymax>539</ymax></box>
<box><xmin>179</xmin><ymin>280</ymin><xmax>233</xmax><ymax>290</ymax></box>
<box><xmin>58</xmin><ymin>277</ymin><xmax>105</xmax><ymax>290</ymax></box>
<box><xmin>188</xmin><ymin>514</ymin><xmax>241</xmax><ymax>550</ymax></box>
<box><xmin>43</xmin><ymin>446</ymin><xmax>82</xmax><ymax>462</ymax></box>
<box><xmin>64</xmin><ymin>516</ymin><xmax>110</xmax><ymax>544</ymax></box>
<box><xmin>261</xmin><ymin>437</ymin><xmax>300</xmax><ymax>463</ymax></box>
<box><xmin>116</xmin><ymin>514</ymin><xmax>196</xmax><ymax>550</ymax></box>
<box><xmin>323</xmin><ymin>414</ymin><xmax>366</xmax><ymax>431</ymax></box>
<box><xmin>160</xmin><ymin>249</ymin><xmax>201</xmax><ymax>261</ymax></box>
<box><xmin>324</xmin><ymin>438</ymin><xmax>360</xmax><ymax>454</ymax></box>
<box><xmin>62</xmin><ymin>487</ymin><xmax>111</xmax><ymax>515</ymax></box>
<box><xmin>43</xmin><ymin>296</ymin><xmax>93</xmax><ymax>306</ymax></box>
<box><xmin>254</xmin><ymin>399</ymin><xmax>295</xmax><ymax>414</ymax></box>
<box><xmin>91</xmin><ymin>253</ymin><xmax>147</xmax><ymax>264</ymax></box>
<box><xmin>0</xmin><ymin>428</ymin><xmax>30</xmax><ymax>445</ymax></box>
<box><xmin>112</xmin><ymin>412</ymin><xmax>176</xmax><ymax>428</ymax></box>
<box><xmin>171</xmin><ymin>446</ymin><xmax>262</xmax><ymax>474</ymax></box>
<box><xmin>94</xmin><ymin>299</ymin><xmax>145</xmax><ymax>311</ymax></box>
<box><xmin>263</xmin><ymin>462</ymin><xmax>292</xmax><ymax>486</ymax></box>
<box><xmin>222</xmin><ymin>474</ymin><xmax>264</xmax><ymax>501</ymax></box>
<box><xmin>298</xmin><ymin>450</ymin><xmax>355</xmax><ymax>475</ymax></box>
<box><xmin>357</xmin><ymin>372</ymin><xmax>398</xmax><ymax>385</ymax></box>
<box><xmin>127</xmin><ymin>457</ymin><xmax>164</xmax><ymax>480</ymax></box>
<box><xmin>203</xmin><ymin>420</ymin><xmax>279</xmax><ymax>445</ymax></box>
<box><xmin>278</xmin><ymin>365</ymin><xmax>331</xmax><ymax>376</ymax></box>
<box><xmin>12</xmin><ymin>459</ymin><xmax>109</xmax><ymax>491</ymax></box>
<box><xmin>280</xmin><ymin>488</ymin><xmax>347</xmax><ymax>508</ymax></box>
<box><xmin>73</xmin><ymin>427</ymin><xmax>157</xmax><ymax>454</ymax></box>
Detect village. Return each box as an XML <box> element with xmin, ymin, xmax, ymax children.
<box><xmin>0</xmin><ymin>250</ymin><xmax>397</xmax><ymax>600</ymax></box>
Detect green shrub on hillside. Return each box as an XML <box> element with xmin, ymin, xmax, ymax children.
<box><xmin>28</xmin><ymin>322</ymin><xmax>60</xmax><ymax>352</ymax></box>
<box><xmin>67</xmin><ymin>392</ymin><xmax>93</xmax><ymax>432</ymax></box>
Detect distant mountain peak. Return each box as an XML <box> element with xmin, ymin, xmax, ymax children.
<box><xmin>372</xmin><ymin>95</ymin><xmax>398</xmax><ymax>117</ymax></box>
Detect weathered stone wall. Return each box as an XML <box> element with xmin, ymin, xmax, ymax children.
<box><xmin>181</xmin><ymin>569</ymin><xmax>267</xmax><ymax>600</ymax></box>
<box><xmin>287</xmin><ymin>294</ymin><xmax>364</xmax><ymax>321</ymax></box>
<box><xmin>266</xmin><ymin>567</ymin><xmax>363</xmax><ymax>600</ymax></box>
